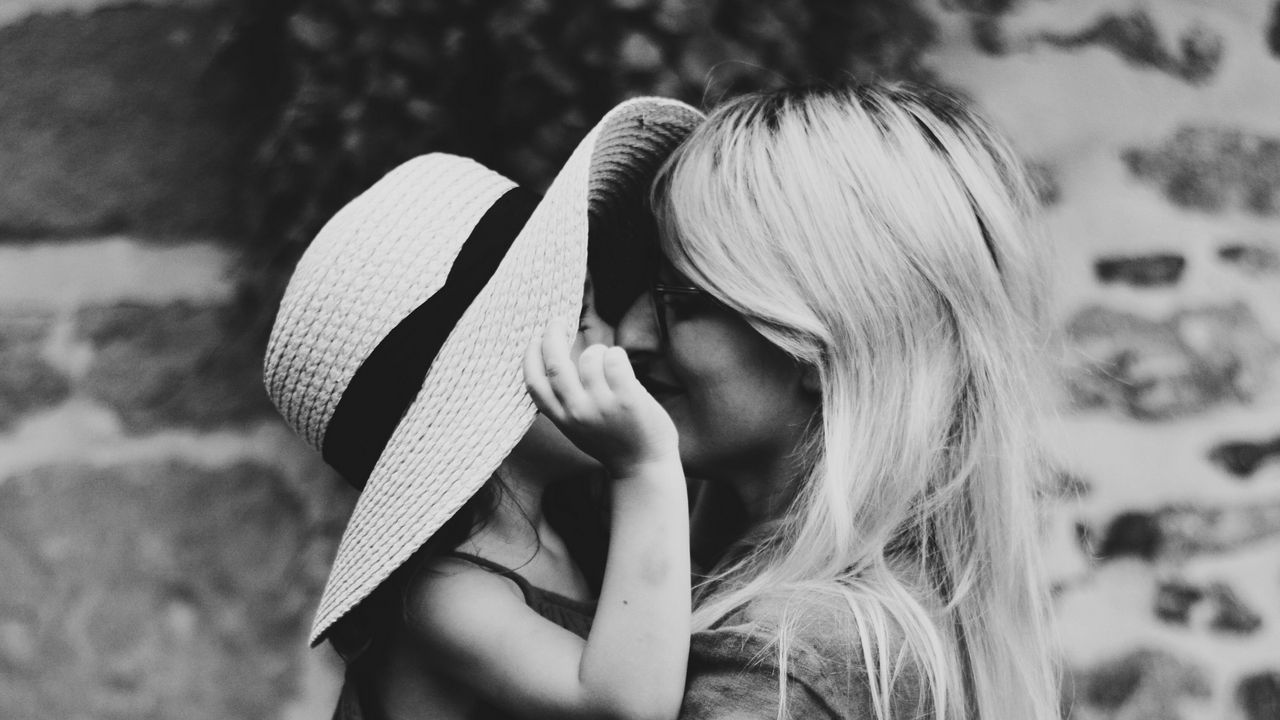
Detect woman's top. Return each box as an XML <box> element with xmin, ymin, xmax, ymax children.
<box><xmin>678</xmin><ymin>600</ymin><xmax>928</xmax><ymax>720</ymax></box>
<box><xmin>331</xmin><ymin>552</ymin><xmax>597</xmax><ymax>720</ymax></box>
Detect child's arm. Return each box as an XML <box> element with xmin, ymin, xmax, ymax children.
<box><xmin>403</xmin><ymin>320</ymin><xmax>688</xmax><ymax>720</ymax></box>
<box><xmin>523</xmin><ymin>319</ymin><xmax>692</xmax><ymax>720</ymax></box>
<box><xmin>405</xmin><ymin>558</ymin><xmax>652</xmax><ymax>719</ymax></box>
<box><xmin>574</xmin><ymin>415</ymin><xmax>689</xmax><ymax>720</ymax></box>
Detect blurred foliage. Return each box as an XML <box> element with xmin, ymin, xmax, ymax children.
<box><xmin>225</xmin><ymin>0</ymin><xmax>940</xmax><ymax>329</ymax></box>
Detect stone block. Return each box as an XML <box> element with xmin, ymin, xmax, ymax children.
<box><xmin>1208</xmin><ymin>435</ymin><xmax>1280</xmax><ymax>479</ymax></box>
<box><xmin>0</xmin><ymin>3</ymin><xmax>251</xmax><ymax>240</ymax></box>
<box><xmin>1096</xmin><ymin>499</ymin><xmax>1280</xmax><ymax>561</ymax></box>
<box><xmin>0</xmin><ymin>313</ymin><xmax>71</xmax><ymax>430</ymax></box>
<box><xmin>1070</xmin><ymin>649</ymin><xmax>1211</xmax><ymax>718</ymax></box>
<box><xmin>1207</xmin><ymin>583</ymin><xmax>1263</xmax><ymax>635</ymax></box>
<box><xmin>74</xmin><ymin>301</ymin><xmax>276</xmax><ymax>433</ymax></box>
<box><xmin>1</xmin><ymin>3</ymin><xmax>226</xmax><ymax>28</ymax></box>
<box><xmin>1065</xmin><ymin>306</ymin><xmax>1197</xmax><ymax>419</ymax></box>
<box><xmin>1151</xmin><ymin>579</ymin><xmax>1262</xmax><ymax>634</ymax></box>
<box><xmin>1219</xmin><ymin>242</ymin><xmax>1280</xmax><ymax>275</ymax></box>
<box><xmin>1175</xmin><ymin>305</ymin><xmax>1277</xmax><ymax>401</ymax></box>
<box><xmin>1238</xmin><ymin>671</ymin><xmax>1280</xmax><ymax>720</ymax></box>
<box><xmin>1153</xmin><ymin>579</ymin><xmax>1203</xmax><ymax>625</ymax></box>
<box><xmin>1063</xmin><ymin>303</ymin><xmax>1278</xmax><ymax>419</ymax></box>
<box><xmin>1124</xmin><ymin>127</ymin><xmax>1280</xmax><ymax>216</ymax></box>
<box><xmin>1097</xmin><ymin>511</ymin><xmax>1162</xmax><ymax>560</ymax></box>
<box><xmin>1094</xmin><ymin>253</ymin><xmax>1185</xmax><ymax>287</ymax></box>
<box><xmin>0</xmin><ymin>459</ymin><xmax>352</xmax><ymax>720</ymax></box>
<box><xmin>1036</xmin><ymin>10</ymin><xmax>1222</xmax><ymax>84</ymax></box>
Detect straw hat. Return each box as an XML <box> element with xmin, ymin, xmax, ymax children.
<box><xmin>263</xmin><ymin>97</ymin><xmax>703</xmax><ymax>645</ymax></box>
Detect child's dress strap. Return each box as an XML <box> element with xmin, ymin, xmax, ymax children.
<box><xmin>444</xmin><ymin>551</ymin><xmax>596</xmax><ymax>639</ymax></box>
<box><xmin>445</xmin><ymin>551</ymin><xmax>535</xmax><ymax>588</ymax></box>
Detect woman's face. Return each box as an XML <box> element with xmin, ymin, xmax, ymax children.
<box><xmin>615</xmin><ymin>266</ymin><xmax>818</xmax><ymax>481</ymax></box>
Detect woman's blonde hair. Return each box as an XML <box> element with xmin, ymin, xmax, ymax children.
<box><xmin>652</xmin><ymin>83</ymin><xmax>1061</xmax><ymax>720</ymax></box>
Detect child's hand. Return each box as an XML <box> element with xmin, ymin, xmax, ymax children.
<box><xmin>524</xmin><ymin>318</ymin><xmax>679</xmax><ymax>478</ymax></box>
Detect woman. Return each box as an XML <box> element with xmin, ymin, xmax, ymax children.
<box><xmin>616</xmin><ymin>83</ymin><xmax>1062</xmax><ymax>719</ymax></box>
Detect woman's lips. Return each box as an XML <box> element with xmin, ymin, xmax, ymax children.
<box><xmin>638</xmin><ymin>375</ymin><xmax>681</xmax><ymax>400</ymax></box>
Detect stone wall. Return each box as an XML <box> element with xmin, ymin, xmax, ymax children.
<box><xmin>927</xmin><ymin>2</ymin><xmax>1280</xmax><ymax>719</ymax></box>
<box><xmin>0</xmin><ymin>1</ymin><xmax>354</xmax><ymax>718</ymax></box>
<box><xmin>1</xmin><ymin>0</ymin><xmax>1278</xmax><ymax>719</ymax></box>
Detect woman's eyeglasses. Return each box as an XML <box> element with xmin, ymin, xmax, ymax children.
<box><xmin>649</xmin><ymin>281</ymin><xmax>710</xmax><ymax>344</ymax></box>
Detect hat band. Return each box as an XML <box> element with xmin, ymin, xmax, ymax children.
<box><xmin>321</xmin><ymin>186</ymin><xmax>540</xmax><ymax>490</ymax></box>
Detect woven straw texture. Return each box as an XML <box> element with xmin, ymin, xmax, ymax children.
<box><xmin>263</xmin><ymin>97</ymin><xmax>703</xmax><ymax>645</ymax></box>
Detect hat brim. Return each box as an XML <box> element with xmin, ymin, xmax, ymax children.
<box><xmin>307</xmin><ymin>98</ymin><xmax>703</xmax><ymax>645</ymax></box>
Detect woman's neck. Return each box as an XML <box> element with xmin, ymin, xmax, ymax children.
<box><xmin>731</xmin><ymin>475</ymin><xmax>789</xmax><ymax>527</ymax></box>
<box><xmin>690</xmin><ymin>463</ymin><xmax>799</xmax><ymax>571</ymax></box>
<box><xmin>721</xmin><ymin>450</ymin><xmax>805</xmax><ymax>527</ymax></box>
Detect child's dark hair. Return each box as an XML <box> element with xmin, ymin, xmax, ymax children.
<box><xmin>327</xmin><ymin>477</ymin><xmax>504</xmax><ymax>662</ymax></box>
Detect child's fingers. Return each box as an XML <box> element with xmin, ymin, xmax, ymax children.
<box><xmin>540</xmin><ymin>319</ymin><xmax>592</xmax><ymax>416</ymax></box>
<box><xmin>577</xmin><ymin>344</ymin><xmax>610</xmax><ymax>402</ymax></box>
<box><xmin>602</xmin><ymin>346</ymin><xmax>643</xmax><ymax>395</ymax></box>
<box><xmin>523</xmin><ymin>330</ymin><xmax>562</xmax><ymax>417</ymax></box>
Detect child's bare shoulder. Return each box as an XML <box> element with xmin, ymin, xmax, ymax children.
<box><xmin>407</xmin><ymin>555</ymin><xmax>526</xmax><ymax>613</ymax></box>
<box><xmin>404</xmin><ymin>556</ymin><xmax>524</xmax><ymax>627</ymax></box>
<box><xmin>400</xmin><ymin>556</ymin><xmax>548</xmax><ymax>669</ymax></box>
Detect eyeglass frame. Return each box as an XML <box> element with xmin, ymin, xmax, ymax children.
<box><xmin>649</xmin><ymin>281</ymin><xmax>714</xmax><ymax>344</ymax></box>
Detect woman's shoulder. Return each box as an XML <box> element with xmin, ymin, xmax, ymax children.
<box><xmin>694</xmin><ymin>593</ymin><xmax>872</xmax><ymax>676</ymax></box>
<box><xmin>723</xmin><ymin>590</ymin><xmax>895</xmax><ymax>659</ymax></box>
<box><xmin>684</xmin><ymin>592</ymin><xmax>927</xmax><ymax>720</ymax></box>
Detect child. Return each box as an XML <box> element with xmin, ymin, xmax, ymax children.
<box><xmin>262</xmin><ymin>98</ymin><xmax>704</xmax><ymax>720</ymax></box>
<box><xmin>372</xmin><ymin>300</ymin><xmax>691</xmax><ymax>720</ymax></box>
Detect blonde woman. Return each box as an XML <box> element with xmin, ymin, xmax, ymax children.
<box><xmin>615</xmin><ymin>83</ymin><xmax>1061</xmax><ymax>719</ymax></box>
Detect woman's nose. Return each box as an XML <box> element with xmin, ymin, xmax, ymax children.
<box><xmin>615</xmin><ymin>294</ymin><xmax>660</xmax><ymax>359</ymax></box>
